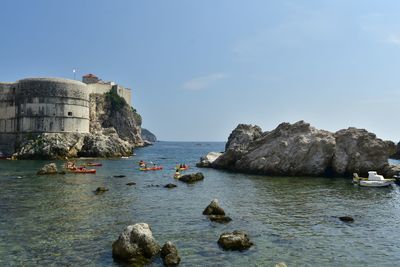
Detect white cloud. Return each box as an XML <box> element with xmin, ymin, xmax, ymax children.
<box><xmin>182</xmin><ymin>73</ymin><xmax>227</xmax><ymax>91</ymax></box>
<box><xmin>386</xmin><ymin>33</ymin><xmax>400</xmax><ymax>45</ymax></box>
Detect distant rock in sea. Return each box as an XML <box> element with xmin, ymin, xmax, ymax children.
<box><xmin>141</xmin><ymin>128</ymin><xmax>157</xmax><ymax>143</ymax></box>
<box><xmin>202</xmin><ymin>120</ymin><xmax>396</xmax><ymax>178</ymax></box>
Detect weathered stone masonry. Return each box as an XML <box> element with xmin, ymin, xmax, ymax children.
<box><xmin>0</xmin><ymin>75</ymin><xmax>132</xmax><ymax>154</ymax></box>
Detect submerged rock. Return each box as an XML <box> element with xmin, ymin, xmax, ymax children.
<box><xmin>126</xmin><ymin>182</ymin><xmax>136</xmax><ymax>186</ymax></box>
<box><xmin>178</xmin><ymin>172</ymin><xmax>204</xmax><ymax>183</ymax></box>
<box><xmin>114</xmin><ymin>175</ymin><xmax>126</xmax><ymax>178</ymax></box>
<box><xmin>218</xmin><ymin>231</ymin><xmax>253</xmax><ymax>251</ymax></box>
<box><xmin>203</xmin><ymin>199</ymin><xmax>225</xmax><ymax>216</ymax></box>
<box><xmin>37</xmin><ymin>163</ymin><xmax>58</xmax><ymax>175</ymax></box>
<box><xmin>196</xmin><ymin>152</ymin><xmax>223</xmax><ymax>168</ymax></box>
<box><xmin>164</xmin><ymin>183</ymin><xmax>177</xmax><ymax>189</ymax></box>
<box><xmin>210</xmin><ymin>121</ymin><xmax>395</xmax><ymax>177</ymax></box>
<box><xmin>209</xmin><ymin>215</ymin><xmax>232</xmax><ymax>223</ymax></box>
<box><xmin>275</xmin><ymin>262</ymin><xmax>288</xmax><ymax>267</ymax></box>
<box><xmin>161</xmin><ymin>241</ymin><xmax>181</xmax><ymax>266</ymax></box>
<box><xmin>112</xmin><ymin>223</ymin><xmax>160</xmax><ymax>264</ymax></box>
<box><xmin>94</xmin><ymin>187</ymin><xmax>109</xmax><ymax>194</ymax></box>
<box><xmin>339</xmin><ymin>216</ymin><xmax>354</xmax><ymax>223</ymax></box>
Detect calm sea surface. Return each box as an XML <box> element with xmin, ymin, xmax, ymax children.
<box><xmin>1</xmin><ymin>141</ymin><xmax>400</xmax><ymax>266</ymax></box>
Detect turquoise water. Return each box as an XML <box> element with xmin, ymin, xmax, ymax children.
<box><xmin>1</xmin><ymin>142</ymin><xmax>400</xmax><ymax>266</ymax></box>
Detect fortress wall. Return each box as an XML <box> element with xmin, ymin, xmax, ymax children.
<box><xmin>0</xmin><ymin>83</ymin><xmax>17</xmax><ymax>133</ymax></box>
<box><xmin>112</xmin><ymin>85</ymin><xmax>132</xmax><ymax>105</ymax></box>
<box><xmin>87</xmin><ymin>83</ymin><xmax>113</xmax><ymax>95</ymax></box>
<box><xmin>0</xmin><ymin>133</ymin><xmax>16</xmax><ymax>155</ymax></box>
<box><xmin>15</xmin><ymin>78</ymin><xmax>90</xmax><ymax>133</ymax></box>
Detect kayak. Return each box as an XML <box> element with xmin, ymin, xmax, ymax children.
<box><xmin>179</xmin><ymin>166</ymin><xmax>189</xmax><ymax>171</ymax></box>
<box><xmin>70</xmin><ymin>168</ymin><xmax>96</xmax><ymax>174</ymax></box>
<box><xmin>140</xmin><ymin>166</ymin><xmax>163</xmax><ymax>171</ymax></box>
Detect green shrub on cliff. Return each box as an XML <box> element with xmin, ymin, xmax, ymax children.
<box><xmin>105</xmin><ymin>90</ymin><xmax>126</xmax><ymax>111</ymax></box>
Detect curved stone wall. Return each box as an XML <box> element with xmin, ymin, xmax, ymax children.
<box><xmin>0</xmin><ymin>78</ymin><xmax>90</xmax><ymax>134</ymax></box>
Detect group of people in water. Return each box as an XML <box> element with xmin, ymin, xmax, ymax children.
<box><xmin>138</xmin><ymin>160</ymin><xmax>188</xmax><ymax>177</ymax></box>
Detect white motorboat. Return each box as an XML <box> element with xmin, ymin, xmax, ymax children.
<box><xmin>353</xmin><ymin>171</ymin><xmax>394</xmax><ymax>187</ymax></box>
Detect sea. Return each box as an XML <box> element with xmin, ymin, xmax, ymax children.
<box><xmin>1</xmin><ymin>141</ymin><xmax>400</xmax><ymax>266</ymax></box>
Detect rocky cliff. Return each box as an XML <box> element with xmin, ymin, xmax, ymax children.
<box><xmin>141</xmin><ymin>128</ymin><xmax>157</xmax><ymax>143</ymax></box>
<box><xmin>14</xmin><ymin>91</ymin><xmax>144</xmax><ymax>159</ymax></box>
<box><xmin>209</xmin><ymin>121</ymin><xmax>396</xmax><ymax>177</ymax></box>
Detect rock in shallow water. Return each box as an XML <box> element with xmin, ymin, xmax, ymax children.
<box><xmin>203</xmin><ymin>199</ymin><xmax>225</xmax><ymax>216</ymax></box>
<box><xmin>37</xmin><ymin>163</ymin><xmax>58</xmax><ymax>175</ymax></box>
<box><xmin>218</xmin><ymin>230</ymin><xmax>253</xmax><ymax>251</ymax></box>
<box><xmin>164</xmin><ymin>183</ymin><xmax>177</xmax><ymax>188</ymax></box>
<box><xmin>94</xmin><ymin>187</ymin><xmax>109</xmax><ymax>194</ymax></box>
<box><xmin>178</xmin><ymin>172</ymin><xmax>204</xmax><ymax>183</ymax></box>
<box><xmin>208</xmin><ymin>215</ymin><xmax>232</xmax><ymax>223</ymax></box>
<box><xmin>161</xmin><ymin>241</ymin><xmax>181</xmax><ymax>266</ymax></box>
<box><xmin>339</xmin><ymin>216</ymin><xmax>354</xmax><ymax>222</ymax></box>
<box><xmin>210</xmin><ymin>120</ymin><xmax>395</xmax><ymax>177</ymax></box>
<box><xmin>112</xmin><ymin>223</ymin><xmax>160</xmax><ymax>264</ymax></box>
<box><xmin>196</xmin><ymin>152</ymin><xmax>223</xmax><ymax>168</ymax></box>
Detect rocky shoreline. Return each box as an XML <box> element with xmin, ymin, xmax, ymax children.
<box><xmin>199</xmin><ymin>121</ymin><xmax>400</xmax><ymax>178</ymax></box>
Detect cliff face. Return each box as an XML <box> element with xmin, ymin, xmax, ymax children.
<box><xmin>89</xmin><ymin>92</ymin><xmax>143</xmax><ymax>146</ymax></box>
<box><xmin>209</xmin><ymin>121</ymin><xmax>396</xmax><ymax>177</ymax></box>
<box><xmin>14</xmin><ymin>91</ymin><xmax>144</xmax><ymax>159</ymax></box>
<box><xmin>141</xmin><ymin>128</ymin><xmax>157</xmax><ymax>143</ymax></box>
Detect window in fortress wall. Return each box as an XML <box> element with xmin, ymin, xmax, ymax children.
<box><xmin>68</xmin><ymin>112</ymin><xmax>72</xmax><ymax>116</ymax></box>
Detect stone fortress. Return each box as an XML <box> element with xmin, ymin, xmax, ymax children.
<box><xmin>0</xmin><ymin>74</ymin><xmax>132</xmax><ymax>154</ymax></box>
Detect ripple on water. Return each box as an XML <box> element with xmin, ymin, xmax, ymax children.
<box><xmin>1</xmin><ymin>142</ymin><xmax>400</xmax><ymax>266</ymax></box>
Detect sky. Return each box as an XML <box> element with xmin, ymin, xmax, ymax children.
<box><xmin>1</xmin><ymin>1</ymin><xmax>400</xmax><ymax>142</ymax></box>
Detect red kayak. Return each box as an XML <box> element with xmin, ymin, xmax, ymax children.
<box><xmin>70</xmin><ymin>168</ymin><xmax>96</xmax><ymax>174</ymax></box>
<box><xmin>139</xmin><ymin>166</ymin><xmax>163</xmax><ymax>171</ymax></box>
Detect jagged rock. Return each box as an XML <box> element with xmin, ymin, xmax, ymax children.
<box><xmin>333</xmin><ymin>128</ymin><xmax>396</xmax><ymax>176</ymax></box>
<box><xmin>37</xmin><ymin>163</ymin><xmax>58</xmax><ymax>175</ymax></box>
<box><xmin>78</xmin><ymin>129</ymin><xmax>133</xmax><ymax>158</ymax></box>
<box><xmin>218</xmin><ymin>231</ymin><xmax>253</xmax><ymax>251</ymax></box>
<box><xmin>208</xmin><ymin>215</ymin><xmax>232</xmax><ymax>223</ymax></box>
<box><xmin>390</xmin><ymin>141</ymin><xmax>400</xmax><ymax>159</ymax></box>
<box><xmin>94</xmin><ymin>187</ymin><xmax>109</xmax><ymax>194</ymax></box>
<box><xmin>211</xmin><ymin>121</ymin><xmax>395</xmax><ymax>177</ymax></box>
<box><xmin>90</xmin><ymin>92</ymin><xmax>144</xmax><ymax>146</ymax></box>
<box><xmin>141</xmin><ymin>128</ymin><xmax>157</xmax><ymax>143</ymax></box>
<box><xmin>161</xmin><ymin>241</ymin><xmax>180</xmax><ymax>266</ymax></box>
<box><xmin>196</xmin><ymin>152</ymin><xmax>223</xmax><ymax>168</ymax></box>
<box><xmin>203</xmin><ymin>199</ymin><xmax>225</xmax><ymax>216</ymax></box>
<box><xmin>126</xmin><ymin>182</ymin><xmax>136</xmax><ymax>186</ymax></box>
<box><xmin>15</xmin><ymin>133</ymin><xmax>85</xmax><ymax>160</ymax></box>
<box><xmin>178</xmin><ymin>172</ymin><xmax>204</xmax><ymax>183</ymax></box>
<box><xmin>339</xmin><ymin>216</ymin><xmax>354</xmax><ymax>222</ymax></box>
<box><xmin>112</xmin><ymin>223</ymin><xmax>160</xmax><ymax>264</ymax></box>
<box><xmin>143</xmin><ymin>140</ymin><xmax>153</xmax><ymax>146</ymax></box>
<box><xmin>164</xmin><ymin>183</ymin><xmax>177</xmax><ymax>188</ymax></box>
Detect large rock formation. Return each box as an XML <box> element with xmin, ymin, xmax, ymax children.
<box><xmin>112</xmin><ymin>223</ymin><xmax>160</xmax><ymax>264</ymax></box>
<box><xmin>209</xmin><ymin>121</ymin><xmax>396</xmax><ymax>177</ymax></box>
<box><xmin>90</xmin><ymin>92</ymin><xmax>143</xmax><ymax>146</ymax></box>
<box><xmin>196</xmin><ymin>152</ymin><xmax>223</xmax><ymax>167</ymax></box>
<box><xmin>141</xmin><ymin>128</ymin><xmax>157</xmax><ymax>143</ymax></box>
<box><xmin>14</xmin><ymin>92</ymin><xmax>144</xmax><ymax>159</ymax></box>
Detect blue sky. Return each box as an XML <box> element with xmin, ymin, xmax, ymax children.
<box><xmin>1</xmin><ymin>1</ymin><xmax>400</xmax><ymax>141</ymax></box>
